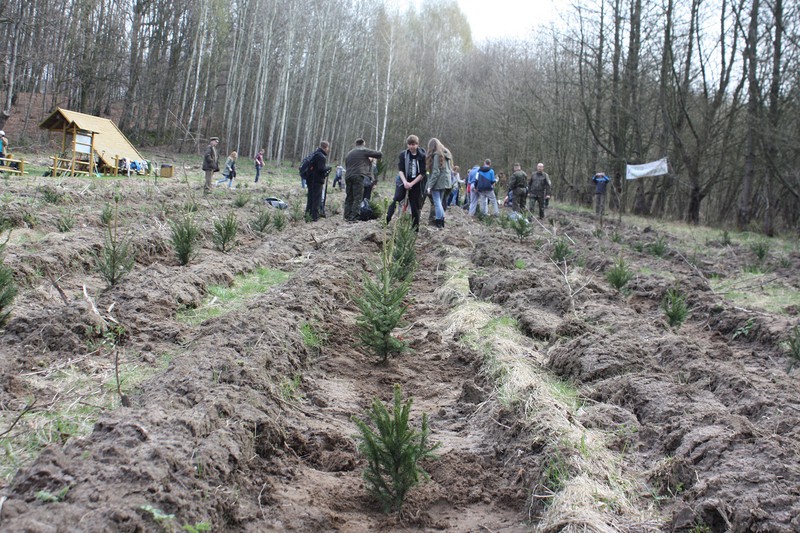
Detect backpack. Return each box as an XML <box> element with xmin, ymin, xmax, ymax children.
<box><xmin>476</xmin><ymin>170</ymin><xmax>494</xmax><ymax>191</ymax></box>
<box><xmin>359</xmin><ymin>199</ymin><xmax>376</xmax><ymax>221</ymax></box>
<box><xmin>298</xmin><ymin>152</ymin><xmax>315</xmax><ymax>178</ymax></box>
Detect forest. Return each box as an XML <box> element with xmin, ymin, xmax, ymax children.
<box><xmin>0</xmin><ymin>0</ymin><xmax>798</xmax><ymax>232</ymax></box>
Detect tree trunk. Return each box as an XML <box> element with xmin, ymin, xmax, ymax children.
<box><xmin>737</xmin><ymin>0</ymin><xmax>760</xmax><ymax>230</ymax></box>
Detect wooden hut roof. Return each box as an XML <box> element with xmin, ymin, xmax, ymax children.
<box><xmin>39</xmin><ymin>107</ymin><xmax>145</xmax><ymax>167</ymax></box>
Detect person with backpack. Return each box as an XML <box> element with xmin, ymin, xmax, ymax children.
<box><xmin>202</xmin><ymin>137</ymin><xmax>220</xmax><ymax>195</ymax></box>
<box><xmin>425</xmin><ymin>138</ymin><xmax>454</xmax><ymax>229</ymax></box>
<box><xmin>591</xmin><ymin>171</ymin><xmax>611</xmax><ymax>216</ymax></box>
<box><xmin>216</xmin><ymin>151</ymin><xmax>238</xmax><ymax>188</ymax></box>
<box><xmin>471</xmin><ymin>159</ymin><xmax>499</xmax><ymax>216</ymax></box>
<box><xmin>254</xmin><ymin>149</ymin><xmax>264</xmax><ymax>183</ymax></box>
<box><xmin>386</xmin><ymin>135</ymin><xmax>426</xmax><ymax>230</ymax></box>
<box><xmin>508</xmin><ymin>162</ymin><xmax>528</xmax><ymax>212</ymax></box>
<box><xmin>528</xmin><ymin>162</ymin><xmax>552</xmax><ymax>218</ymax></box>
<box><xmin>303</xmin><ymin>141</ymin><xmax>331</xmax><ymax>222</ymax></box>
<box><xmin>343</xmin><ymin>138</ymin><xmax>382</xmax><ymax>222</ymax></box>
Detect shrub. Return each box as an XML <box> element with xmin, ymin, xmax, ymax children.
<box><xmin>354</xmin><ymin>232</ymin><xmax>412</xmax><ymax>362</ymax></box>
<box><xmin>610</xmin><ymin>231</ymin><xmax>623</xmax><ymax>244</ymax></box>
<box><xmin>251</xmin><ymin>208</ymin><xmax>272</xmax><ymax>234</ymax></box>
<box><xmin>272</xmin><ymin>211</ymin><xmax>286</xmax><ymax>231</ymax></box>
<box><xmin>170</xmin><ymin>214</ymin><xmax>200</xmax><ymax>265</ymax></box>
<box><xmin>212</xmin><ymin>211</ymin><xmax>238</xmax><ymax>253</ymax></box>
<box><xmin>183</xmin><ymin>200</ymin><xmax>198</xmax><ymax>213</ymax></box>
<box><xmin>784</xmin><ymin>326</ymin><xmax>800</xmax><ymax>372</ymax></box>
<box><xmin>649</xmin><ymin>235</ymin><xmax>667</xmax><ymax>257</ymax></box>
<box><xmin>369</xmin><ymin>199</ymin><xmax>385</xmax><ymax>222</ymax></box>
<box><xmin>750</xmin><ymin>240</ymin><xmax>769</xmax><ymax>262</ymax></box>
<box><xmin>100</xmin><ymin>204</ymin><xmax>114</xmax><ymax>226</ymax></box>
<box><xmin>509</xmin><ymin>215</ymin><xmax>532</xmax><ymax>238</ymax></box>
<box><xmin>353</xmin><ymin>384</ymin><xmax>439</xmax><ymax>513</ymax></box>
<box><xmin>233</xmin><ymin>191</ymin><xmax>250</xmax><ymax>208</ymax></box>
<box><xmin>40</xmin><ymin>186</ymin><xmax>64</xmax><ymax>205</ymax></box>
<box><xmin>606</xmin><ymin>256</ymin><xmax>633</xmax><ymax>290</ymax></box>
<box><xmin>96</xmin><ymin>226</ymin><xmax>135</xmax><ymax>287</ymax></box>
<box><xmin>56</xmin><ymin>210</ymin><xmax>75</xmax><ymax>233</ymax></box>
<box><xmin>721</xmin><ymin>230</ymin><xmax>732</xmax><ymax>246</ymax></box>
<box><xmin>21</xmin><ymin>207</ymin><xmax>37</xmax><ymax>228</ymax></box>
<box><xmin>551</xmin><ymin>238</ymin><xmax>572</xmax><ymax>263</ymax></box>
<box><xmin>662</xmin><ymin>288</ymin><xmax>688</xmax><ymax>328</ymax></box>
<box><xmin>289</xmin><ymin>201</ymin><xmax>304</xmax><ymax>223</ymax></box>
<box><xmin>0</xmin><ymin>233</ymin><xmax>17</xmax><ymax>326</ymax></box>
<box><xmin>96</xmin><ymin>202</ymin><xmax>135</xmax><ymax>287</ymax></box>
<box><xmin>389</xmin><ymin>214</ymin><xmax>417</xmax><ymax>282</ymax></box>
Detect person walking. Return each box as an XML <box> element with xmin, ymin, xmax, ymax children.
<box><xmin>425</xmin><ymin>138</ymin><xmax>454</xmax><ymax>229</ymax></box>
<box><xmin>203</xmin><ymin>137</ymin><xmax>220</xmax><ymax>195</ymax></box>
<box><xmin>332</xmin><ymin>163</ymin><xmax>344</xmax><ymax>190</ymax></box>
<box><xmin>508</xmin><ymin>163</ymin><xmax>528</xmax><ymax>212</ymax></box>
<box><xmin>343</xmin><ymin>138</ymin><xmax>382</xmax><ymax>222</ymax></box>
<box><xmin>592</xmin><ymin>171</ymin><xmax>611</xmax><ymax>216</ymax></box>
<box><xmin>305</xmin><ymin>141</ymin><xmax>331</xmax><ymax>222</ymax></box>
<box><xmin>448</xmin><ymin>165</ymin><xmax>463</xmax><ymax>207</ymax></box>
<box><xmin>386</xmin><ymin>135</ymin><xmax>426</xmax><ymax>230</ymax></box>
<box><xmin>254</xmin><ymin>149</ymin><xmax>264</xmax><ymax>183</ymax></box>
<box><xmin>528</xmin><ymin>163</ymin><xmax>552</xmax><ymax>218</ymax></box>
<box><xmin>216</xmin><ymin>151</ymin><xmax>238</xmax><ymax>188</ymax></box>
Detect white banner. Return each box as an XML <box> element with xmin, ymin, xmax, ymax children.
<box><xmin>626</xmin><ymin>157</ymin><xmax>669</xmax><ymax>180</ymax></box>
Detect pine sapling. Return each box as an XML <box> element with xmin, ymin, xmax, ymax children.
<box><xmin>353</xmin><ymin>249</ymin><xmax>411</xmax><ymax>363</ymax></box>
<box><xmin>662</xmin><ymin>287</ymin><xmax>688</xmax><ymax>328</ymax></box>
<box><xmin>96</xmin><ymin>199</ymin><xmax>135</xmax><ymax>287</ymax></box>
<box><xmin>353</xmin><ymin>384</ymin><xmax>440</xmax><ymax>514</ymax></box>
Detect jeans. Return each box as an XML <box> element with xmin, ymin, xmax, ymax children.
<box><xmin>431</xmin><ymin>190</ymin><xmax>445</xmax><ymax>220</ymax></box>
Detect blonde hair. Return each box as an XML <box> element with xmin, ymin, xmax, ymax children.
<box><xmin>426</xmin><ymin>138</ymin><xmax>451</xmax><ymax>170</ymax></box>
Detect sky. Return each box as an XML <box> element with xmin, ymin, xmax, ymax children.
<box><xmin>423</xmin><ymin>0</ymin><xmax>559</xmax><ymax>43</ymax></box>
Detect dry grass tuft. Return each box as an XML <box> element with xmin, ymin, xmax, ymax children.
<box><xmin>436</xmin><ymin>257</ymin><xmax>665</xmax><ymax>531</ymax></box>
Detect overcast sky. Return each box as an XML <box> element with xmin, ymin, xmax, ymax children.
<box><xmin>456</xmin><ymin>0</ymin><xmax>558</xmax><ymax>41</ymax></box>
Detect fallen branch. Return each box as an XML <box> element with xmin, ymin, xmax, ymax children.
<box><xmin>0</xmin><ymin>399</ymin><xmax>37</xmax><ymax>438</ymax></box>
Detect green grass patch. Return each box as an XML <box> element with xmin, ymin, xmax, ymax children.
<box><xmin>711</xmin><ymin>274</ymin><xmax>800</xmax><ymax>314</ymax></box>
<box><xmin>178</xmin><ymin>267</ymin><xmax>290</xmax><ymax>325</ymax></box>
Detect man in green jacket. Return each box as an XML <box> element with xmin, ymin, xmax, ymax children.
<box><xmin>508</xmin><ymin>162</ymin><xmax>528</xmax><ymax>212</ymax></box>
<box><xmin>344</xmin><ymin>138</ymin><xmax>382</xmax><ymax>222</ymax></box>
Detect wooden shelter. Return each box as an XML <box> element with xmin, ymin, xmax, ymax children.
<box><xmin>39</xmin><ymin>107</ymin><xmax>145</xmax><ymax>176</ymax></box>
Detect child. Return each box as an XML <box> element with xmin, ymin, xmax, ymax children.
<box><xmin>217</xmin><ymin>151</ymin><xmax>238</xmax><ymax>188</ymax></box>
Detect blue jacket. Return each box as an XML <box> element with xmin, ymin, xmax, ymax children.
<box><xmin>592</xmin><ymin>173</ymin><xmax>610</xmax><ymax>194</ymax></box>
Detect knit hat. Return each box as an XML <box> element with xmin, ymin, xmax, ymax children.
<box><xmin>210</xmin><ymin>136</ymin><xmax>219</xmax><ymax>142</ymax></box>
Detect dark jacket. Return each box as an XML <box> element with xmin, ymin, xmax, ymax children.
<box><xmin>203</xmin><ymin>144</ymin><xmax>219</xmax><ymax>172</ymax></box>
<box><xmin>529</xmin><ymin>171</ymin><xmax>551</xmax><ymax>196</ymax></box>
<box><xmin>309</xmin><ymin>148</ymin><xmax>330</xmax><ymax>183</ymax></box>
<box><xmin>398</xmin><ymin>148</ymin><xmax>426</xmax><ymax>183</ymax></box>
<box><xmin>509</xmin><ymin>170</ymin><xmax>528</xmax><ymax>191</ymax></box>
<box><xmin>345</xmin><ymin>146</ymin><xmax>382</xmax><ymax>178</ymax></box>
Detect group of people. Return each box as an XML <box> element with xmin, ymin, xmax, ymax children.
<box><xmin>202</xmin><ymin>134</ymin><xmax>614</xmax><ymax>221</ymax></box>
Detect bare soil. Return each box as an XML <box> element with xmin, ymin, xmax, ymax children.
<box><xmin>0</xmin><ymin>172</ymin><xmax>799</xmax><ymax>532</ymax></box>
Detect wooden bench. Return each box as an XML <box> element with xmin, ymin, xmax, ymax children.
<box><xmin>0</xmin><ymin>156</ymin><xmax>25</xmax><ymax>175</ymax></box>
